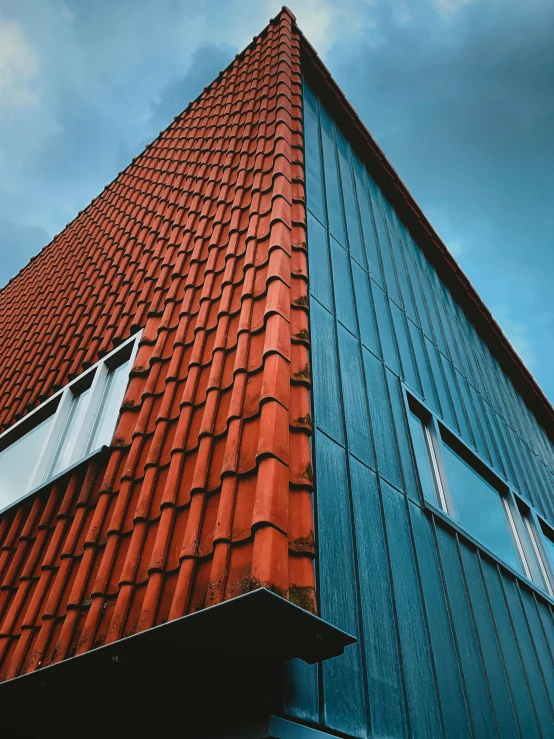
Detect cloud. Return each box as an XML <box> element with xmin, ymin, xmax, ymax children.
<box><xmin>432</xmin><ymin>0</ymin><xmax>473</xmax><ymax>12</ymax></box>
<box><xmin>0</xmin><ymin>0</ymin><xmax>553</xmax><ymax>403</ymax></box>
<box><xmin>326</xmin><ymin>0</ymin><xmax>554</xmax><ymax>399</ymax></box>
<box><xmin>0</xmin><ymin>19</ymin><xmax>39</xmax><ymax>111</ymax></box>
<box><xmin>0</xmin><ymin>218</ymin><xmax>49</xmax><ymax>286</ymax></box>
<box><xmin>150</xmin><ymin>42</ymin><xmax>236</xmax><ymax>130</ymax></box>
<box><xmin>294</xmin><ymin>0</ymin><xmax>379</xmax><ymax>54</ymax></box>
<box><xmin>489</xmin><ymin>306</ymin><xmax>537</xmax><ymax>373</ymax></box>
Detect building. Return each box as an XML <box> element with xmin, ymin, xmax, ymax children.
<box><xmin>1</xmin><ymin>7</ymin><xmax>554</xmax><ymax>738</ymax></box>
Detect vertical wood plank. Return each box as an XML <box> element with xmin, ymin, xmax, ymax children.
<box><xmin>381</xmin><ymin>486</ymin><xmax>444</xmax><ymax>739</ymax></box>
<box><xmin>410</xmin><ymin>505</ymin><xmax>472</xmax><ymax>739</ymax></box>
<box><xmin>349</xmin><ymin>457</ymin><xmax>409</xmax><ymax>738</ymax></box>
<box><xmin>315</xmin><ymin>431</ymin><xmax>368</xmax><ymax>738</ymax></box>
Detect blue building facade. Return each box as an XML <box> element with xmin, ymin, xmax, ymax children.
<box><xmin>284</xmin><ymin>79</ymin><xmax>554</xmax><ymax>739</ymax></box>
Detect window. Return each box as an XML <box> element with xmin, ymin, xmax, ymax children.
<box><xmin>440</xmin><ymin>441</ymin><xmax>523</xmax><ymax>574</ymax></box>
<box><xmin>0</xmin><ymin>333</ymin><xmax>140</xmax><ymax>513</ymax></box>
<box><xmin>406</xmin><ymin>390</ymin><xmax>554</xmax><ymax>597</ymax></box>
<box><xmin>407</xmin><ymin>408</ymin><xmax>444</xmax><ymax>509</ymax></box>
<box><xmin>0</xmin><ymin>415</ymin><xmax>54</xmax><ymax>508</ymax></box>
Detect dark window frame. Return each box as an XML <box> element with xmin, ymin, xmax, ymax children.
<box><xmin>402</xmin><ymin>383</ymin><xmax>554</xmax><ymax>600</ymax></box>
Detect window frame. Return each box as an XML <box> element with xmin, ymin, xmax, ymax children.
<box><xmin>0</xmin><ymin>332</ymin><xmax>141</xmax><ymax>515</ymax></box>
<box><xmin>403</xmin><ymin>383</ymin><xmax>554</xmax><ymax>601</ymax></box>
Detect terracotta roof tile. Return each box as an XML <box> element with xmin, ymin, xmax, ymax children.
<box><xmin>0</xmin><ymin>7</ymin><xmax>315</xmax><ymax>681</ymax></box>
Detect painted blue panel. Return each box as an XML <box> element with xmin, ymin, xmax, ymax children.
<box><xmin>501</xmin><ymin>578</ymin><xmax>554</xmax><ymax>735</ymax></box>
<box><xmin>407</xmin><ymin>318</ymin><xmax>439</xmax><ymax>408</ymax></box>
<box><xmin>371</xmin><ymin>282</ymin><xmax>400</xmax><ymax>376</ymax></box>
<box><xmin>412</xmin><ymin>250</ymin><xmax>447</xmax><ymax>355</ymax></box>
<box><xmin>410</xmin><ymin>506</ymin><xmax>472</xmax><ymax>739</ymax></box>
<box><xmin>319</xmin><ymin>106</ymin><xmax>347</xmax><ymax>248</ymax></box>
<box><xmin>424</xmin><ymin>263</ymin><xmax>451</xmax><ymax>358</ymax></box>
<box><xmin>303</xmin><ymin>84</ymin><xmax>327</xmax><ymax>226</ymax></box>
<box><xmin>337</xmin><ymin>323</ymin><xmax>375</xmax><ymax>468</ymax></box>
<box><xmin>477</xmin><ymin>398</ymin><xmax>504</xmax><ymax>473</ymax></box>
<box><xmin>450</xmin><ymin>300</ymin><xmax>479</xmax><ymax>390</ymax></box>
<box><xmin>469</xmin><ymin>386</ymin><xmax>494</xmax><ymax>466</ymax></box>
<box><xmin>386</xmin><ymin>370</ymin><xmax>421</xmax><ymax>505</ymax></box>
<box><xmin>335</xmin><ymin>128</ymin><xmax>365</xmax><ymax>267</ymax></box>
<box><xmin>390</xmin><ymin>211</ymin><xmax>418</xmax><ymax>322</ymax></box>
<box><xmin>506</xmin><ymin>425</ymin><xmax>532</xmax><ymax>502</ymax></box>
<box><xmin>518</xmin><ymin>589</ymin><xmax>554</xmax><ymax>710</ymax></box>
<box><xmin>536</xmin><ymin>599</ymin><xmax>554</xmax><ymax>675</ymax></box>
<box><xmin>462</xmin><ymin>319</ymin><xmax>490</xmax><ymax>401</ymax></box>
<box><xmin>453</xmin><ymin>367</ymin><xmax>477</xmax><ymax>447</ymax></box>
<box><xmin>365</xmin><ymin>177</ymin><xmax>402</xmax><ymax>307</ymax></box>
<box><xmin>381</xmin><ymin>486</ymin><xmax>444</xmax><ymax>739</ymax></box>
<box><xmin>314</xmin><ymin>430</ymin><xmax>368</xmax><ymax>738</ymax></box>
<box><xmin>390</xmin><ymin>299</ymin><xmax>421</xmax><ymax>393</ymax></box>
<box><xmin>481</xmin><ymin>399</ymin><xmax>508</xmax><ymax>479</ymax></box>
<box><xmin>307</xmin><ymin>211</ymin><xmax>333</xmax><ymax>312</ymax></box>
<box><xmin>481</xmin><ymin>560</ymin><xmax>542</xmax><ymax>738</ymax></box>
<box><xmin>436</xmin><ymin>279</ymin><xmax>464</xmax><ymax>373</ymax></box>
<box><xmin>425</xmin><ymin>340</ymin><xmax>456</xmax><ymax>430</ymax></box>
<box><xmin>310</xmin><ymin>299</ymin><xmax>344</xmax><ymax>444</ymax></box>
<box><xmin>473</xmin><ymin>332</ymin><xmax>504</xmax><ymax>418</ymax></box>
<box><xmin>402</xmin><ymin>232</ymin><xmax>434</xmax><ymax>339</ymax></box>
<box><xmin>298</xmin><ymin>80</ymin><xmax>554</xmax><ymax>739</ymax></box>
<box><xmin>439</xmin><ymin>352</ymin><xmax>462</xmax><ymax>434</ymax></box>
<box><xmin>351</xmin><ymin>262</ymin><xmax>381</xmax><ymax>358</ymax></box>
<box><xmin>467</xmin><ymin>383</ymin><xmax>490</xmax><ymax>462</ymax></box>
<box><xmin>459</xmin><ymin>542</ymin><xmax>521</xmax><ymax>738</ymax></box>
<box><xmin>330</xmin><ymin>237</ymin><xmax>358</xmax><ymax>336</ymax></box>
<box><xmin>434</xmin><ymin>525</ymin><xmax>498</xmax><ymax>738</ymax></box>
<box><xmin>362</xmin><ymin>349</ymin><xmax>403</xmax><ymax>490</ymax></box>
<box><xmin>381</xmin><ymin>197</ymin><xmax>408</xmax><ymax>311</ymax></box>
<box><xmin>521</xmin><ymin>444</ymin><xmax>549</xmax><ymax>519</ymax></box>
<box><xmin>493</xmin><ymin>407</ymin><xmax>518</xmax><ymax>482</ymax></box>
<box><xmin>351</xmin><ymin>155</ymin><xmax>383</xmax><ymax>283</ymax></box>
<box><xmin>349</xmin><ymin>457</ymin><xmax>408</xmax><ymax>738</ymax></box>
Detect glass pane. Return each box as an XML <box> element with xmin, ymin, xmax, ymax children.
<box><xmin>442</xmin><ymin>443</ymin><xmax>523</xmax><ymax>573</ymax></box>
<box><xmin>89</xmin><ymin>360</ymin><xmax>131</xmax><ymax>452</ymax></box>
<box><xmin>0</xmin><ymin>415</ymin><xmax>53</xmax><ymax>508</ymax></box>
<box><xmin>408</xmin><ymin>411</ymin><xmax>440</xmax><ymax>507</ymax></box>
<box><xmin>520</xmin><ymin>517</ymin><xmax>549</xmax><ymax>589</ymax></box>
<box><xmin>50</xmin><ymin>388</ymin><xmax>92</xmax><ymax>476</ymax></box>
<box><xmin>542</xmin><ymin>530</ymin><xmax>554</xmax><ymax>573</ymax></box>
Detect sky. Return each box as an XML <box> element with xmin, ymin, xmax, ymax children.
<box><xmin>0</xmin><ymin>0</ymin><xmax>553</xmax><ymax>402</ymax></box>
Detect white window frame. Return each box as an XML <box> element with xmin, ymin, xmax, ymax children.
<box><xmin>403</xmin><ymin>384</ymin><xmax>554</xmax><ymax>601</ymax></box>
<box><xmin>0</xmin><ymin>332</ymin><xmax>141</xmax><ymax>514</ymax></box>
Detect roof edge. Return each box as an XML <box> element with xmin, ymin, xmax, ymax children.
<box><xmin>296</xmin><ymin>25</ymin><xmax>554</xmax><ymax>438</ymax></box>
<box><xmin>0</xmin><ymin>7</ymin><xmax>294</xmax><ymax>297</ymax></box>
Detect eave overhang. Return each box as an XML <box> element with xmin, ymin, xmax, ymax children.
<box><xmin>0</xmin><ymin>589</ymin><xmax>355</xmax><ymax>735</ymax></box>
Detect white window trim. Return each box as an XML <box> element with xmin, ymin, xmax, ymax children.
<box><xmin>0</xmin><ymin>332</ymin><xmax>141</xmax><ymax>515</ymax></box>
<box><xmin>403</xmin><ymin>383</ymin><xmax>554</xmax><ymax>602</ymax></box>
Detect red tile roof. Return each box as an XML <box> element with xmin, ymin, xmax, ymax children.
<box><xmin>0</xmin><ymin>7</ymin><xmax>314</xmax><ymax>681</ymax></box>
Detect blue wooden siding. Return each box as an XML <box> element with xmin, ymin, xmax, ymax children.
<box><xmin>284</xmin><ymin>80</ymin><xmax>554</xmax><ymax>738</ymax></box>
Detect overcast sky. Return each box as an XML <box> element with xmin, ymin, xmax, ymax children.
<box><xmin>1</xmin><ymin>0</ymin><xmax>553</xmax><ymax>402</ymax></box>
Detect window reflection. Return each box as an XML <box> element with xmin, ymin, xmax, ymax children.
<box><xmin>89</xmin><ymin>359</ymin><xmax>131</xmax><ymax>452</ymax></box>
<box><xmin>442</xmin><ymin>443</ymin><xmax>523</xmax><ymax>574</ymax></box>
<box><xmin>519</xmin><ymin>515</ymin><xmax>551</xmax><ymax>592</ymax></box>
<box><xmin>50</xmin><ymin>388</ymin><xmax>91</xmax><ymax>476</ymax></box>
<box><xmin>541</xmin><ymin>530</ymin><xmax>554</xmax><ymax>574</ymax></box>
<box><xmin>408</xmin><ymin>410</ymin><xmax>440</xmax><ymax>507</ymax></box>
<box><xmin>0</xmin><ymin>415</ymin><xmax>53</xmax><ymax>508</ymax></box>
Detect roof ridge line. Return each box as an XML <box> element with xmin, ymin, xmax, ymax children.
<box><xmin>294</xmin><ymin>18</ymin><xmax>554</xmax><ymax>433</ymax></box>
<box><xmin>0</xmin><ymin>7</ymin><xmax>298</xmax><ymax>297</ymax></box>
